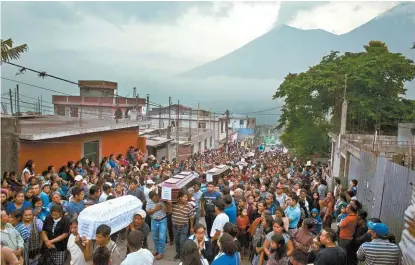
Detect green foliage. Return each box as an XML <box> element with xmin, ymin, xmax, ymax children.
<box><xmin>1</xmin><ymin>38</ymin><xmax>28</xmax><ymax>62</ymax></box>
<box><xmin>274</xmin><ymin>41</ymin><xmax>415</xmax><ymax>158</ymax></box>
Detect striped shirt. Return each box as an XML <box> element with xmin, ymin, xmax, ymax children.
<box><xmin>172</xmin><ymin>202</ymin><xmax>194</xmax><ymax>227</ymax></box>
<box><xmin>15</xmin><ymin>223</ymin><xmax>30</xmax><ymax>242</ymax></box>
<box><xmin>146</xmin><ymin>199</ymin><xmax>166</xmax><ymax>220</ymax></box>
<box><xmin>357</xmin><ymin>239</ymin><xmax>401</xmax><ymax>265</ymax></box>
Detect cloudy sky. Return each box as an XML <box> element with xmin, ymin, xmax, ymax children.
<box><xmin>0</xmin><ymin>1</ymin><xmax>405</xmax><ymax>123</ymax></box>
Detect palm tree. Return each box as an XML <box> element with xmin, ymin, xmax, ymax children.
<box><xmin>1</xmin><ymin>38</ymin><xmax>28</xmax><ymax>62</ymax></box>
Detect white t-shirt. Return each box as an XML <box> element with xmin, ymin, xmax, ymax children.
<box><xmin>99</xmin><ymin>192</ymin><xmax>108</xmax><ymax>203</ymax></box>
<box><xmin>67</xmin><ymin>234</ymin><xmax>89</xmax><ymax>265</ymax></box>
<box><xmin>210</xmin><ymin>212</ymin><xmax>229</xmax><ymax>237</ymax></box>
<box><xmin>179</xmin><ymin>258</ymin><xmax>209</xmax><ymax>265</ymax></box>
<box><xmin>21</xmin><ymin>168</ymin><xmax>32</xmax><ymax>185</ymax></box>
<box><xmin>121</xmin><ymin>248</ymin><xmax>154</xmax><ymax>265</ymax></box>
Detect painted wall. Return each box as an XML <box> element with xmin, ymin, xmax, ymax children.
<box><xmin>19</xmin><ymin>127</ymin><xmax>139</xmax><ymax>173</ymax></box>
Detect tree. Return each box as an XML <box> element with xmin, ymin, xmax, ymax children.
<box><xmin>1</xmin><ymin>38</ymin><xmax>28</xmax><ymax>62</ymax></box>
<box><xmin>273</xmin><ymin>41</ymin><xmax>415</xmax><ymax>158</ymax></box>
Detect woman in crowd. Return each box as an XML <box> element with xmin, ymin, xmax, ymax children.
<box><xmin>21</xmin><ymin>160</ymin><xmax>35</xmax><ymax>186</ymax></box>
<box><xmin>40</xmin><ymin>204</ymin><xmax>70</xmax><ymax>265</ymax></box>
<box><xmin>263</xmin><ymin>218</ymin><xmax>294</xmax><ymax>258</ymax></box>
<box><xmin>188</xmin><ymin>223</ymin><xmax>214</xmax><ymax>263</ymax></box>
<box><xmin>250</xmin><ymin>214</ymin><xmax>273</xmax><ymax>265</ymax></box>
<box><xmin>180</xmin><ymin>240</ymin><xmax>209</xmax><ymax>265</ymax></box>
<box><xmin>267</xmin><ymin>233</ymin><xmax>290</xmax><ymax>265</ymax></box>
<box><xmin>211</xmin><ymin>233</ymin><xmax>240</xmax><ymax>265</ymax></box>
<box><xmin>6</xmin><ymin>190</ymin><xmax>31</xmax><ymax>214</ymax></box>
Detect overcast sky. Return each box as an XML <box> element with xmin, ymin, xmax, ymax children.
<box><xmin>2</xmin><ymin>1</ymin><xmax>399</xmax><ymax>64</ymax></box>
<box><xmin>0</xmin><ymin>1</ymin><xmax>403</xmax><ymax>124</ymax></box>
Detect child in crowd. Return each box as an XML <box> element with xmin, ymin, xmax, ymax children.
<box><xmin>236</xmin><ymin>208</ymin><xmax>250</xmax><ymax>256</ymax></box>
<box><xmin>310</xmin><ymin>208</ymin><xmax>322</xmax><ymax>235</ymax></box>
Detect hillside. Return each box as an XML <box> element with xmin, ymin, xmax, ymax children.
<box><xmin>181</xmin><ymin>2</ymin><xmax>415</xmax><ymax>81</ymax></box>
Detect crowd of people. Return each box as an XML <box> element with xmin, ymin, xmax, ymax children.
<box><xmin>0</xmin><ymin>144</ymin><xmax>403</xmax><ymax>265</ymax></box>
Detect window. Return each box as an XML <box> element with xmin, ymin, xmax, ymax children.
<box><xmin>198</xmin><ymin>122</ymin><xmax>206</xmax><ymax>129</ymax></box>
<box><xmin>240</xmin><ymin>119</ymin><xmax>244</xmax><ymax>125</ymax></box>
<box><xmin>70</xmin><ymin>107</ymin><xmax>79</xmax><ymax>117</ymax></box>
<box><xmin>83</xmin><ymin>141</ymin><xmax>99</xmax><ymax>165</ymax></box>
<box><xmin>56</xmin><ymin>105</ymin><xmax>65</xmax><ymax>116</ymax></box>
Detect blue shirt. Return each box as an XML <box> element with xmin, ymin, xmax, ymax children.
<box><xmin>193</xmin><ymin>190</ymin><xmax>203</xmax><ymax>209</ymax></box>
<box><xmin>35</xmin><ymin>207</ymin><xmax>50</xmax><ymax>222</ymax></box>
<box><xmin>40</xmin><ymin>192</ymin><xmax>50</xmax><ymax>207</ymax></box>
<box><xmin>224</xmin><ymin>203</ymin><xmax>237</xmax><ymax>225</ymax></box>
<box><xmin>285</xmin><ymin>204</ymin><xmax>301</xmax><ymax>229</ymax></box>
<box><xmin>211</xmin><ymin>252</ymin><xmax>240</xmax><ymax>265</ymax></box>
<box><xmin>66</xmin><ymin>200</ymin><xmax>85</xmax><ymax>218</ymax></box>
<box><xmin>202</xmin><ymin>191</ymin><xmax>221</xmax><ymax>214</ymax></box>
<box><xmin>6</xmin><ymin>201</ymin><xmax>32</xmax><ymax>214</ymax></box>
<box><xmin>109</xmin><ymin>160</ymin><xmax>117</xmax><ymax>168</ymax></box>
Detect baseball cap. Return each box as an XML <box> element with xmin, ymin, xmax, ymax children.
<box><xmin>367</xmin><ymin>221</ymin><xmax>389</xmax><ymax>236</ymax></box>
<box><xmin>74</xmin><ymin>175</ymin><xmax>83</xmax><ymax>182</ymax></box>
<box><xmin>134</xmin><ymin>209</ymin><xmax>147</xmax><ymax>219</ymax></box>
<box><xmin>146</xmin><ymin>179</ymin><xmax>155</xmax><ymax>185</ymax></box>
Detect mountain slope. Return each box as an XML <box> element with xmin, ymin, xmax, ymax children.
<box><xmin>181</xmin><ymin>2</ymin><xmax>415</xmax><ymax>80</ymax></box>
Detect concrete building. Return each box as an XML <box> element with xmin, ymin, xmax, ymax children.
<box><xmin>1</xmin><ymin>115</ymin><xmax>150</xmax><ymax>173</ymax></box>
<box><xmin>52</xmin><ymin>80</ymin><xmax>146</xmax><ymax>120</ymax></box>
<box><xmin>147</xmin><ymin>105</ymin><xmax>256</xmax><ymax>152</ymax></box>
<box><xmin>147</xmin><ymin>105</ymin><xmax>225</xmax><ymax>149</ymax></box>
<box><xmin>329</xmin><ymin>125</ymin><xmax>415</xmax><ymax>187</ymax></box>
<box><xmin>226</xmin><ymin>114</ymin><xmax>256</xmax><ymax>132</ymax></box>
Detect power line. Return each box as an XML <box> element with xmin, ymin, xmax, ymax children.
<box><xmin>1</xmin><ymin>62</ymin><xmax>168</xmax><ymax>107</ymax></box>
<box><xmin>1</xmin><ymin>96</ymin><xmax>118</xmax><ymax>119</ymax></box>
<box><xmin>238</xmin><ymin>106</ymin><xmax>283</xmax><ymax>115</ymax></box>
<box><xmin>1</xmin><ymin>76</ymin><xmax>165</xmax><ymax>111</ymax></box>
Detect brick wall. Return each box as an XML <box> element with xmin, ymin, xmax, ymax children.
<box><xmin>1</xmin><ymin>117</ymin><xmax>19</xmax><ymax>173</ymax></box>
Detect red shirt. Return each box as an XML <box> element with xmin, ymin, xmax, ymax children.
<box><xmin>236</xmin><ymin>215</ymin><xmax>250</xmax><ymax>229</ymax></box>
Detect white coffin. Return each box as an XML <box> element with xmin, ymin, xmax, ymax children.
<box><xmin>78</xmin><ymin>195</ymin><xmax>142</xmax><ymax>239</ymax></box>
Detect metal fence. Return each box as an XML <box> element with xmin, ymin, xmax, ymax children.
<box><xmin>354</xmin><ymin>150</ymin><xmax>415</xmax><ymax>242</ymax></box>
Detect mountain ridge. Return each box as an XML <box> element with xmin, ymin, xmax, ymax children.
<box><xmin>180</xmin><ymin>2</ymin><xmax>415</xmax><ymax>81</ymax></box>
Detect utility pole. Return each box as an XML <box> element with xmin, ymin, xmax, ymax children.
<box><xmin>9</xmin><ymin>89</ymin><xmax>13</xmax><ymax>115</ymax></box>
<box><xmin>14</xmin><ymin>88</ymin><xmax>17</xmax><ymax>114</ymax></box>
<box><xmin>16</xmin><ymin>85</ymin><xmax>20</xmax><ymax>116</ymax></box>
<box><xmin>176</xmin><ymin>101</ymin><xmax>180</xmax><ymax>160</ymax></box>
<box><xmin>115</xmin><ymin>90</ymin><xmax>119</xmax><ymax>124</ymax></box>
<box><xmin>40</xmin><ymin>95</ymin><xmax>43</xmax><ymax>115</ymax></box>
<box><xmin>146</xmin><ymin>94</ymin><xmax>150</xmax><ymax>121</ymax></box>
<box><xmin>188</xmin><ymin>108</ymin><xmax>192</xmax><ymax>141</ymax></box>
<box><xmin>340</xmin><ymin>74</ymin><xmax>348</xmax><ymax>135</ymax></box>
<box><xmin>167</xmin><ymin>97</ymin><xmax>172</xmax><ymax>139</ymax></box>
<box><xmin>409</xmin><ymin>131</ymin><xmax>413</xmax><ymax>169</ymax></box>
<box><xmin>158</xmin><ymin>104</ymin><xmax>162</xmax><ymax>128</ymax></box>
<box><xmin>225</xmin><ymin>109</ymin><xmax>230</xmax><ymax>153</ymax></box>
<box><xmin>168</xmin><ymin>97</ymin><xmax>172</xmax><ymax>125</ymax></box>
<box><xmin>16</xmin><ymin>85</ymin><xmax>20</xmax><ymax>132</ymax></box>
<box><xmin>213</xmin><ymin>112</ymin><xmax>216</xmax><ymax>149</ymax></box>
<box><xmin>197</xmin><ymin>103</ymin><xmax>200</xmax><ymax>135</ymax></box>
<box><xmin>80</xmin><ymin>95</ymin><xmax>84</xmax><ymax>127</ymax></box>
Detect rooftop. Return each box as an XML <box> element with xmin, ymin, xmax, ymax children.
<box><xmin>144</xmin><ymin>135</ymin><xmax>174</xmax><ymax>147</ymax></box>
<box><xmin>9</xmin><ymin>115</ymin><xmax>148</xmax><ymax>141</ymax></box>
